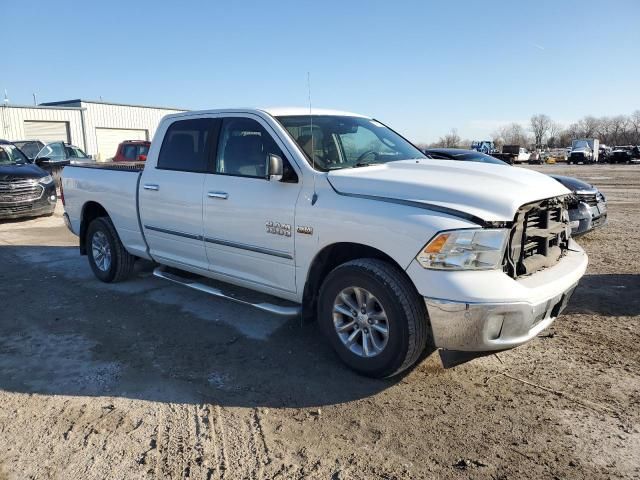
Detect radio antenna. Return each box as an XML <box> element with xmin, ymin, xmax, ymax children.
<box><xmin>308</xmin><ymin>72</ymin><xmax>318</xmax><ymax>205</ymax></box>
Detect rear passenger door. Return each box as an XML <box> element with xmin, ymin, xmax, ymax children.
<box><xmin>139</xmin><ymin>117</ymin><xmax>220</xmax><ymax>270</ymax></box>
<box><xmin>202</xmin><ymin>115</ymin><xmax>301</xmax><ymax>293</ymax></box>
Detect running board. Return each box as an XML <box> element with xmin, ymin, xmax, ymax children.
<box><xmin>153</xmin><ymin>266</ymin><xmax>302</xmax><ymax>318</ymax></box>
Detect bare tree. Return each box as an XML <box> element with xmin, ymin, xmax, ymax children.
<box><xmin>630</xmin><ymin>110</ymin><xmax>640</xmax><ymax>144</ymax></box>
<box><xmin>440</xmin><ymin>128</ymin><xmax>461</xmax><ymax>148</ymax></box>
<box><xmin>547</xmin><ymin>121</ymin><xmax>563</xmax><ymax>147</ymax></box>
<box><xmin>494</xmin><ymin>123</ymin><xmax>529</xmax><ymax>147</ymax></box>
<box><xmin>530</xmin><ymin>114</ymin><xmax>552</xmax><ymax>148</ymax></box>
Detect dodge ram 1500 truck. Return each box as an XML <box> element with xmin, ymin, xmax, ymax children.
<box><xmin>62</xmin><ymin>108</ymin><xmax>588</xmax><ymax>377</ymax></box>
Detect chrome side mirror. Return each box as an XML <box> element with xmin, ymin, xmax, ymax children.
<box><xmin>267</xmin><ymin>153</ymin><xmax>283</xmax><ymax>181</ymax></box>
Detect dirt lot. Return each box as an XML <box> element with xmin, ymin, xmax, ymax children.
<box><xmin>0</xmin><ymin>164</ymin><xmax>638</xmax><ymax>479</ymax></box>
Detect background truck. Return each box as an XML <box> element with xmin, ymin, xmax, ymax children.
<box><xmin>568</xmin><ymin>138</ymin><xmax>600</xmax><ymax>164</ymax></box>
<box><xmin>492</xmin><ymin>145</ymin><xmax>530</xmax><ymax>164</ymax></box>
<box><xmin>61</xmin><ymin>107</ymin><xmax>587</xmax><ymax>378</ymax></box>
<box><xmin>470</xmin><ymin>140</ymin><xmax>497</xmax><ymax>154</ymax></box>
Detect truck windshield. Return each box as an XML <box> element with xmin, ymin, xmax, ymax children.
<box><xmin>0</xmin><ymin>144</ymin><xmax>29</xmax><ymax>165</ymax></box>
<box><xmin>276</xmin><ymin>115</ymin><xmax>426</xmax><ymax>171</ymax></box>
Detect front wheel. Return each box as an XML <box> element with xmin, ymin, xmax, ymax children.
<box><xmin>318</xmin><ymin>259</ymin><xmax>430</xmax><ymax>378</ymax></box>
<box><xmin>86</xmin><ymin>217</ymin><xmax>135</xmax><ymax>282</ymax></box>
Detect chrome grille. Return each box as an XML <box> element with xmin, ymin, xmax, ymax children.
<box><xmin>0</xmin><ymin>180</ymin><xmax>44</xmax><ymax>203</ymax></box>
<box><xmin>577</xmin><ymin>193</ymin><xmax>598</xmax><ymax>207</ymax></box>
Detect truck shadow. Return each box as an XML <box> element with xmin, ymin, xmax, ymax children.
<box><xmin>0</xmin><ymin>245</ymin><xmax>425</xmax><ymax>408</ymax></box>
<box><xmin>1</xmin><ymin>245</ymin><xmax>635</xmax><ymax>408</ymax></box>
<box><xmin>565</xmin><ymin>273</ymin><xmax>640</xmax><ymax>317</ymax></box>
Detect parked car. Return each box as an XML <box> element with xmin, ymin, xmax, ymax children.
<box><xmin>12</xmin><ymin>140</ymin><xmax>45</xmax><ymax>161</ymax></box>
<box><xmin>33</xmin><ymin>141</ymin><xmax>93</xmax><ymax>186</ymax></box>
<box><xmin>62</xmin><ymin>108</ymin><xmax>587</xmax><ymax>378</ymax></box>
<box><xmin>113</xmin><ymin>140</ymin><xmax>151</xmax><ymax>162</ymax></box>
<box><xmin>0</xmin><ymin>140</ymin><xmax>57</xmax><ymax>220</ymax></box>
<box><xmin>424</xmin><ymin>148</ymin><xmax>607</xmax><ymax>236</ymax></box>
<box><xmin>609</xmin><ymin>145</ymin><xmax>635</xmax><ymax>164</ymax></box>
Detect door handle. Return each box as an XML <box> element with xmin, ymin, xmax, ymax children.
<box><xmin>208</xmin><ymin>191</ymin><xmax>228</xmax><ymax>199</ymax></box>
<box><xmin>143</xmin><ymin>184</ymin><xmax>159</xmax><ymax>191</ymax></box>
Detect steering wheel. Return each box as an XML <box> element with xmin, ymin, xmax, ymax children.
<box><xmin>355</xmin><ymin>150</ymin><xmax>378</xmax><ymax>163</ymax></box>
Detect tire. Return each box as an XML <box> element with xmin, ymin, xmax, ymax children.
<box><xmin>317</xmin><ymin>258</ymin><xmax>430</xmax><ymax>378</ymax></box>
<box><xmin>86</xmin><ymin>216</ymin><xmax>135</xmax><ymax>283</ymax></box>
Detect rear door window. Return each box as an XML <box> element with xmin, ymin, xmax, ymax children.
<box><xmin>157</xmin><ymin>119</ymin><xmax>219</xmax><ymax>172</ymax></box>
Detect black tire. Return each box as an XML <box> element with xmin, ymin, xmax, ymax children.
<box><xmin>317</xmin><ymin>258</ymin><xmax>430</xmax><ymax>378</ymax></box>
<box><xmin>86</xmin><ymin>216</ymin><xmax>135</xmax><ymax>283</ymax></box>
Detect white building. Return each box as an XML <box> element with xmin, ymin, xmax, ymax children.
<box><xmin>0</xmin><ymin>99</ymin><xmax>186</xmax><ymax>161</ymax></box>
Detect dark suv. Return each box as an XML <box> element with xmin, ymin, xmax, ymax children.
<box><xmin>0</xmin><ymin>140</ymin><xmax>57</xmax><ymax>220</ymax></box>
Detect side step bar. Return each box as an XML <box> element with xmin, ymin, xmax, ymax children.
<box><xmin>153</xmin><ymin>266</ymin><xmax>302</xmax><ymax>318</ymax></box>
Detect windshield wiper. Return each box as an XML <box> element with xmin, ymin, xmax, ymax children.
<box><xmin>353</xmin><ymin>161</ymin><xmax>380</xmax><ymax>168</ymax></box>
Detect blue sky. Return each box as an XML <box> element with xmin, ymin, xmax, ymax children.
<box><xmin>3</xmin><ymin>0</ymin><xmax>639</xmax><ymax>142</ymax></box>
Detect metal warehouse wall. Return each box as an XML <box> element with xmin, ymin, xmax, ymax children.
<box><xmin>56</xmin><ymin>101</ymin><xmax>185</xmax><ymax>159</ymax></box>
<box><xmin>0</xmin><ymin>105</ymin><xmax>85</xmax><ymax>147</ymax></box>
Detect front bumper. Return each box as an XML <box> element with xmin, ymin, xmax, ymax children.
<box><xmin>569</xmin><ymin>200</ymin><xmax>607</xmax><ymax>236</ymax></box>
<box><xmin>425</xmin><ymin>283</ymin><xmax>576</xmax><ymax>351</ymax></box>
<box><xmin>407</xmin><ymin>240</ymin><xmax>588</xmax><ymax>351</ymax></box>
<box><xmin>0</xmin><ymin>183</ymin><xmax>57</xmax><ymax>220</ymax></box>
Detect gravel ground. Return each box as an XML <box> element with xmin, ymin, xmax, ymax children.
<box><xmin>0</xmin><ymin>164</ymin><xmax>638</xmax><ymax>479</ymax></box>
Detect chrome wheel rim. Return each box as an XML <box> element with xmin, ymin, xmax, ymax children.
<box><xmin>91</xmin><ymin>231</ymin><xmax>112</xmax><ymax>272</ymax></box>
<box><xmin>333</xmin><ymin>286</ymin><xmax>389</xmax><ymax>357</ymax></box>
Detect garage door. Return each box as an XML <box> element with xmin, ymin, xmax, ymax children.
<box><xmin>95</xmin><ymin>128</ymin><xmax>148</xmax><ymax>161</ymax></box>
<box><xmin>23</xmin><ymin>121</ymin><xmax>70</xmax><ymax>143</ymax></box>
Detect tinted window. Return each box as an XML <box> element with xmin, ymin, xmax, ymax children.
<box><xmin>158</xmin><ymin>119</ymin><xmax>217</xmax><ymax>172</ymax></box>
<box><xmin>122</xmin><ymin>144</ymin><xmax>138</xmax><ymax>160</ymax></box>
<box><xmin>216</xmin><ymin>118</ymin><xmax>284</xmax><ymax>178</ymax></box>
<box><xmin>14</xmin><ymin>141</ymin><xmax>41</xmax><ymax>159</ymax></box>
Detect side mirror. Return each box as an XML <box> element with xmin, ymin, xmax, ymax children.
<box><xmin>267</xmin><ymin>153</ymin><xmax>283</xmax><ymax>181</ymax></box>
<box><xmin>35</xmin><ymin>156</ymin><xmax>50</xmax><ymax>165</ymax></box>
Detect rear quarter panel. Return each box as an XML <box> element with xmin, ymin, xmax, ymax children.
<box><xmin>62</xmin><ymin>166</ymin><xmax>148</xmax><ymax>258</ymax></box>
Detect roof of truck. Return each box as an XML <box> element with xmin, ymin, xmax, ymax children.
<box><xmin>164</xmin><ymin>107</ymin><xmax>369</xmax><ymax>119</ymax></box>
<box><xmin>260</xmin><ymin>107</ymin><xmax>368</xmax><ymax>118</ymax></box>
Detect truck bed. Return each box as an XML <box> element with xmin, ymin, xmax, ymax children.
<box><xmin>62</xmin><ymin>164</ymin><xmax>149</xmax><ymax>258</ymax></box>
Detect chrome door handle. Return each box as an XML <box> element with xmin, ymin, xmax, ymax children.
<box><xmin>208</xmin><ymin>191</ymin><xmax>228</xmax><ymax>199</ymax></box>
<box><xmin>143</xmin><ymin>184</ymin><xmax>159</xmax><ymax>191</ymax></box>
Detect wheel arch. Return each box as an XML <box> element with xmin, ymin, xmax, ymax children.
<box><xmin>79</xmin><ymin>201</ymin><xmax>110</xmax><ymax>255</ymax></box>
<box><xmin>302</xmin><ymin>242</ymin><xmax>412</xmax><ymax>321</ymax></box>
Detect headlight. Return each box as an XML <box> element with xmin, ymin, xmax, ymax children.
<box><xmin>38</xmin><ymin>175</ymin><xmax>53</xmax><ymax>184</ymax></box>
<box><xmin>416</xmin><ymin>229</ymin><xmax>508</xmax><ymax>270</ymax></box>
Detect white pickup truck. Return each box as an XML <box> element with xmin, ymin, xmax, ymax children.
<box><xmin>62</xmin><ymin>108</ymin><xmax>588</xmax><ymax>377</ymax></box>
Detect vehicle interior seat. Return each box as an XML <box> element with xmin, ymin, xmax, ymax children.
<box><xmin>222</xmin><ymin>134</ymin><xmax>265</xmax><ymax>177</ymax></box>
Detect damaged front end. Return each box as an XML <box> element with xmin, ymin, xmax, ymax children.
<box><xmin>504</xmin><ymin>196</ymin><xmax>572</xmax><ymax>278</ymax></box>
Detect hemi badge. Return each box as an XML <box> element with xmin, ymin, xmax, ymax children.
<box><xmin>297</xmin><ymin>226</ymin><xmax>313</xmax><ymax>235</ymax></box>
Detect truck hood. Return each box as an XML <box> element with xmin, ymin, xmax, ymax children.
<box><xmin>327</xmin><ymin>159</ymin><xmax>571</xmax><ymax>222</ymax></box>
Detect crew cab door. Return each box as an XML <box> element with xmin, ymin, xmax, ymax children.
<box><xmin>139</xmin><ymin>117</ymin><xmax>219</xmax><ymax>270</ymax></box>
<box><xmin>202</xmin><ymin>115</ymin><xmax>301</xmax><ymax>293</ymax></box>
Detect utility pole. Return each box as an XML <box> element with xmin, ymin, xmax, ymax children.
<box><xmin>33</xmin><ymin>93</ymin><xmax>37</xmax><ymax>106</ymax></box>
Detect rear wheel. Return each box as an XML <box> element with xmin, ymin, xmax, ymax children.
<box><xmin>87</xmin><ymin>217</ymin><xmax>135</xmax><ymax>282</ymax></box>
<box><xmin>318</xmin><ymin>258</ymin><xmax>430</xmax><ymax>378</ymax></box>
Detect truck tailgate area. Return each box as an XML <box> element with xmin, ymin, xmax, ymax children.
<box><xmin>62</xmin><ymin>164</ymin><xmax>148</xmax><ymax>258</ymax></box>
